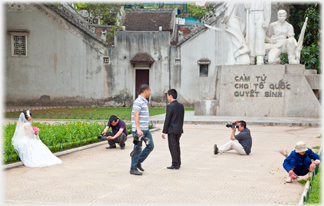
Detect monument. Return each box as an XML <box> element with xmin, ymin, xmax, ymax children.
<box><xmin>196</xmin><ymin>4</ymin><xmax>321</xmax><ymax>118</ymax></box>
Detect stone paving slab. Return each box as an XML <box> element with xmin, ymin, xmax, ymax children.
<box><xmin>3</xmin><ymin>124</ymin><xmax>322</xmax><ymax>205</ymax></box>
<box><xmin>150</xmin><ymin>111</ymin><xmax>321</xmax><ymax>127</ymax></box>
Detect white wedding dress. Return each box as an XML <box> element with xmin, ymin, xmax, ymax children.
<box><xmin>11</xmin><ymin>113</ymin><xmax>62</xmax><ymax>167</ymax></box>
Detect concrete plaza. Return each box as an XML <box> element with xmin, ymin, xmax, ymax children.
<box><xmin>3</xmin><ymin>122</ymin><xmax>322</xmax><ymax>205</ymax></box>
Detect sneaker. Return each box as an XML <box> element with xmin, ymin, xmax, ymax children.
<box><xmin>214</xmin><ymin>144</ymin><xmax>218</xmax><ymax>155</ymax></box>
<box><xmin>106</xmin><ymin>145</ymin><xmax>116</xmax><ymax>149</ymax></box>
<box><xmin>137</xmin><ymin>163</ymin><xmax>144</xmax><ymax>172</ymax></box>
<box><xmin>120</xmin><ymin>145</ymin><xmax>125</xmax><ymax>150</ymax></box>
<box><xmin>286</xmin><ymin>176</ymin><xmax>292</xmax><ymax>183</ymax></box>
<box><xmin>130</xmin><ymin>169</ymin><xmax>142</xmax><ymax>175</ymax></box>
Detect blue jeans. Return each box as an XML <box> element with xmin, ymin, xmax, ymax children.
<box><xmin>130</xmin><ymin>130</ymin><xmax>154</xmax><ymax>170</ymax></box>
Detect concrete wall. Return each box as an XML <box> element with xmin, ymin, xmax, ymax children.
<box><xmin>173</xmin><ymin>27</ymin><xmax>226</xmax><ymax>106</ymax></box>
<box><xmin>107</xmin><ymin>31</ymin><xmax>171</xmax><ymax>107</ymax></box>
<box><xmin>173</xmin><ymin>3</ymin><xmax>281</xmax><ymax>107</ymax></box>
<box><xmin>5</xmin><ymin>4</ymin><xmax>108</xmax><ymax>106</ymax></box>
<box><xmin>216</xmin><ymin>65</ymin><xmax>321</xmax><ymax>118</ymax></box>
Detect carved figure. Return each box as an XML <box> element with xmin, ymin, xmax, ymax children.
<box><xmin>265</xmin><ymin>10</ymin><xmax>307</xmax><ymax>64</ymax></box>
<box><xmin>222</xmin><ymin>3</ymin><xmax>250</xmax><ymax>65</ymax></box>
<box><xmin>244</xmin><ymin>2</ymin><xmax>271</xmax><ymax>65</ymax></box>
<box><xmin>205</xmin><ymin>3</ymin><xmax>250</xmax><ymax>65</ymax></box>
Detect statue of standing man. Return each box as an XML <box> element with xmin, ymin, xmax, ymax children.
<box><xmin>244</xmin><ymin>2</ymin><xmax>271</xmax><ymax>65</ymax></box>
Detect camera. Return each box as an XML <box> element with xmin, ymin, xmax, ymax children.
<box><xmin>130</xmin><ymin>134</ymin><xmax>151</xmax><ymax>157</ymax></box>
<box><xmin>97</xmin><ymin>135</ymin><xmax>108</xmax><ymax>141</ymax></box>
<box><xmin>226</xmin><ymin>122</ymin><xmax>239</xmax><ymax>129</ymax></box>
<box><xmin>133</xmin><ymin>134</ymin><xmax>150</xmax><ymax>145</ymax></box>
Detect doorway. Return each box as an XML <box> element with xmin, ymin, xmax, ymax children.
<box><xmin>135</xmin><ymin>69</ymin><xmax>149</xmax><ymax>100</ymax></box>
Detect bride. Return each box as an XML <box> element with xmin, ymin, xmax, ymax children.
<box><xmin>11</xmin><ymin>110</ymin><xmax>62</xmax><ymax>167</ymax></box>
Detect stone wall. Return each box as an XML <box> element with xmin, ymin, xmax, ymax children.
<box><xmin>107</xmin><ymin>31</ymin><xmax>171</xmax><ymax>107</ymax></box>
<box><xmin>5</xmin><ymin>4</ymin><xmax>108</xmax><ymax>107</ymax></box>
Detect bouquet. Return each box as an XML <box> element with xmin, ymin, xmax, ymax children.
<box><xmin>32</xmin><ymin>126</ymin><xmax>40</xmax><ymax>134</ymax></box>
<box><xmin>32</xmin><ymin>127</ymin><xmax>40</xmax><ymax>139</ymax></box>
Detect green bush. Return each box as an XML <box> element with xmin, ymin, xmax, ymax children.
<box><xmin>2</xmin><ymin>121</ymin><xmax>134</xmax><ymax>164</ymax></box>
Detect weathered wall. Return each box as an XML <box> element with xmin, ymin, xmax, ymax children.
<box><xmin>174</xmin><ymin>26</ymin><xmax>226</xmax><ymax>106</ymax></box>
<box><xmin>216</xmin><ymin>65</ymin><xmax>321</xmax><ymax>118</ymax></box>
<box><xmin>172</xmin><ymin>3</ymin><xmax>281</xmax><ymax>107</ymax></box>
<box><xmin>5</xmin><ymin>4</ymin><xmax>108</xmax><ymax>106</ymax></box>
<box><xmin>107</xmin><ymin>31</ymin><xmax>171</xmax><ymax>107</ymax></box>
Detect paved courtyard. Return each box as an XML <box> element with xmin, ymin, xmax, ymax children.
<box><xmin>3</xmin><ymin>123</ymin><xmax>322</xmax><ymax>205</ymax></box>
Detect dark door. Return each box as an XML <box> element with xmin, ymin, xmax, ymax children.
<box><xmin>135</xmin><ymin>69</ymin><xmax>149</xmax><ymax>100</ymax></box>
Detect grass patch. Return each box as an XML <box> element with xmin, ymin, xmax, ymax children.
<box><xmin>317</xmin><ymin>135</ymin><xmax>322</xmax><ymax>138</ymax></box>
<box><xmin>312</xmin><ymin>146</ymin><xmax>321</xmax><ymax>150</ymax></box>
<box><xmin>298</xmin><ymin>179</ymin><xmax>308</xmax><ymax>186</ymax></box>
<box><xmin>4</xmin><ymin>107</ymin><xmax>168</xmax><ymax>120</ymax></box>
<box><xmin>307</xmin><ymin>166</ymin><xmax>321</xmax><ymax>204</ymax></box>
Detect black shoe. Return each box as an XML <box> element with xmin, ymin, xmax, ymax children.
<box><xmin>130</xmin><ymin>169</ymin><xmax>142</xmax><ymax>175</ymax></box>
<box><xmin>120</xmin><ymin>145</ymin><xmax>125</xmax><ymax>150</ymax></box>
<box><xmin>106</xmin><ymin>145</ymin><xmax>116</xmax><ymax>149</ymax></box>
<box><xmin>137</xmin><ymin>163</ymin><xmax>144</xmax><ymax>172</ymax></box>
<box><xmin>214</xmin><ymin>144</ymin><xmax>218</xmax><ymax>155</ymax></box>
<box><xmin>167</xmin><ymin>165</ymin><xmax>180</xmax><ymax>169</ymax></box>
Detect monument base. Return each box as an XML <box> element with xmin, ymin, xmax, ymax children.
<box><xmin>194</xmin><ymin>100</ymin><xmax>219</xmax><ymax>116</ymax></box>
<box><xmin>195</xmin><ymin>64</ymin><xmax>321</xmax><ymax>118</ymax></box>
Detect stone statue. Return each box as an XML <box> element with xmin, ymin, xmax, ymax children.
<box><xmin>265</xmin><ymin>10</ymin><xmax>307</xmax><ymax>64</ymax></box>
<box><xmin>205</xmin><ymin>3</ymin><xmax>250</xmax><ymax>65</ymax></box>
<box><xmin>244</xmin><ymin>2</ymin><xmax>272</xmax><ymax>65</ymax></box>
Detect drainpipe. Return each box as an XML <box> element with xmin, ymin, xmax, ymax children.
<box><xmin>169</xmin><ymin>45</ymin><xmax>171</xmax><ymax>89</ymax></box>
<box><xmin>167</xmin><ymin>44</ymin><xmax>171</xmax><ymax>108</ymax></box>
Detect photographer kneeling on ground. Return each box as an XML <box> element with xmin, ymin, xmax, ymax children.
<box><xmin>214</xmin><ymin>120</ymin><xmax>252</xmax><ymax>155</ymax></box>
<box><xmin>282</xmin><ymin>141</ymin><xmax>321</xmax><ymax>183</ymax></box>
<box><xmin>101</xmin><ymin>115</ymin><xmax>127</xmax><ymax>149</ymax></box>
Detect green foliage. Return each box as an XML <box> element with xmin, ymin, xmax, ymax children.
<box><xmin>2</xmin><ymin>121</ymin><xmax>139</xmax><ymax>164</ymax></box>
<box><xmin>298</xmin><ymin>179</ymin><xmax>308</xmax><ymax>186</ymax></box>
<box><xmin>143</xmin><ymin>3</ymin><xmax>215</xmax><ymax>20</ymax></box>
<box><xmin>71</xmin><ymin>3</ymin><xmax>122</xmax><ymax>23</ymax></box>
<box><xmin>289</xmin><ymin>3</ymin><xmax>321</xmax><ymax>72</ymax></box>
<box><xmin>68</xmin><ymin>2</ymin><xmax>126</xmax><ymax>45</ymax></box>
<box><xmin>280</xmin><ymin>53</ymin><xmax>289</xmax><ymax>65</ymax></box>
<box><xmin>301</xmin><ymin>43</ymin><xmax>321</xmax><ymax>70</ymax></box>
<box><xmin>186</xmin><ymin>3</ymin><xmax>215</xmax><ymax>20</ymax></box>
<box><xmin>307</xmin><ymin>166</ymin><xmax>321</xmax><ymax>204</ymax></box>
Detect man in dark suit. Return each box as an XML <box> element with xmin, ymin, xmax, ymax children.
<box><xmin>162</xmin><ymin>89</ymin><xmax>185</xmax><ymax>169</ymax></box>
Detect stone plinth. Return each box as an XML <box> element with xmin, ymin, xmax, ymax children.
<box><xmin>216</xmin><ymin>65</ymin><xmax>321</xmax><ymax>118</ymax></box>
<box><xmin>194</xmin><ymin>100</ymin><xmax>219</xmax><ymax>116</ymax></box>
<box><xmin>285</xmin><ymin>64</ymin><xmax>305</xmax><ymax>74</ymax></box>
<box><xmin>305</xmin><ymin>74</ymin><xmax>321</xmax><ymax>90</ymax></box>
<box><xmin>304</xmin><ymin>69</ymin><xmax>317</xmax><ymax>75</ymax></box>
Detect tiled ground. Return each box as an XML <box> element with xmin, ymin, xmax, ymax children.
<box><xmin>3</xmin><ymin>124</ymin><xmax>322</xmax><ymax>205</ymax></box>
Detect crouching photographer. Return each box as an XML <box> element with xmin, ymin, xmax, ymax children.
<box><xmin>98</xmin><ymin>115</ymin><xmax>127</xmax><ymax>150</ymax></box>
<box><xmin>214</xmin><ymin>120</ymin><xmax>252</xmax><ymax>155</ymax></box>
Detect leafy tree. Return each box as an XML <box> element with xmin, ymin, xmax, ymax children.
<box><xmin>143</xmin><ymin>2</ymin><xmax>215</xmax><ymax>20</ymax></box>
<box><xmin>70</xmin><ymin>3</ymin><xmax>122</xmax><ymax>45</ymax></box>
<box><xmin>186</xmin><ymin>3</ymin><xmax>215</xmax><ymax>20</ymax></box>
<box><xmin>289</xmin><ymin>3</ymin><xmax>321</xmax><ymax>72</ymax></box>
<box><xmin>71</xmin><ymin>3</ymin><xmax>123</xmax><ymax>25</ymax></box>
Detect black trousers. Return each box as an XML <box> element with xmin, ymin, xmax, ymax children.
<box><xmin>104</xmin><ymin>132</ymin><xmax>127</xmax><ymax>147</ymax></box>
<box><xmin>168</xmin><ymin>133</ymin><xmax>182</xmax><ymax>167</ymax></box>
